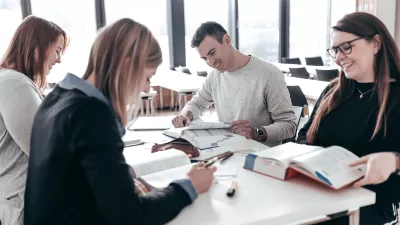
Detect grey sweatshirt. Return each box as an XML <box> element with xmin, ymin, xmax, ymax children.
<box><xmin>0</xmin><ymin>69</ymin><xmax>43</xmax><ymax>225</ymax></box>
<box><xmin>182</xmin><ymin>55</ymin><xmax>296</xmax><ymax>147</ymax></box>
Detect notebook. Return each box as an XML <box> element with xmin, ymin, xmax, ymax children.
<box><xmin>128</xmin><ymin>116</ymin><xmax>174</xmax><ymax>131</ymax></box>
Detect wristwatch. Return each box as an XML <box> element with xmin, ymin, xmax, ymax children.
<box><xmin>256</xmin><ymin>128</ymin><xmax>267</xmax><ymax>142</ymax></box>
<box><xmin>394</xmin><ymin>152</ymin><xmax>400</xmax><ymax>175</ymax></box>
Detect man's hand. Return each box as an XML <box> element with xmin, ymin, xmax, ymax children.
<box><xmin>172</xmin><ymin>111</ymin><xmax>193</xmax><ymax>128</ymax></box>
<box><xmin>230</xmin><ymin>120</ymin><xmax>256</xmax><ymax>139</ymax></box>
<box><xmin>172</xmin><ymin>115</ymin><xmax>190</xmax><ymax>128</ymax></box>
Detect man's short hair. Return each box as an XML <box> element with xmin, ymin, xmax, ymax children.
<box><xmin>191</xmin><ymin>21</ymin><xmax>228</xmax><ymax>48</ymax></box>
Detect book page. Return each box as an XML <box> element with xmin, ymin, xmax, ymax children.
<box><xmin>129</xmin><ymin>149</ymin><xmax>191</xmax><ymax>177</ymax></box>
<box><xmin>290</xmin><ymin>146</ymin><xmax>366</xmax><ymax>189</ymax></box>
<box><xmin>186</xmin><ymin>121</ymin><xmax>231</xmax><ymax>130</ymax></box>
<box><xmin>139</xmin><ymin>162</ymin><xmax>237</xmax><ymax>189</ymax></box>
<box><xmin>139</xmin><ymin>163</ymin><xmax>194</xmax><ymax>189</ymax></box>
<box><xmin>189</xmin><ymin>134</ymin><xmax>246</xmax><ymax>150</ymax></box>
<box><xmin>253</xmin><ymin>142</ymin><xmax>321</xmax><ymax>166</ymax></box>
<box><xmin>191</xmin><ymin>139</ymin><xmax>268</xmax><ymax>161</ymax></box>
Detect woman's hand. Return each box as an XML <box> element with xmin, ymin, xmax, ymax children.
<box><xmin>349</xmin><ymin>152</ymin><xmax>397</xmax><ymax>187</ymax></box>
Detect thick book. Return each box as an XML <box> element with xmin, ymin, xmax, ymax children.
<box><xmin>128</xmin><ymin>149</ymin><xmax>236</xmax><ymax>190</ymax></box>
<box><xmin>243</xmin><ymin>142</ymin><xmax>366</xmax><ymax>190</ymax></box>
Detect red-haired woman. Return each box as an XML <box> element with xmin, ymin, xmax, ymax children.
<box><xmin>0</xmin><ymin>15</ymin><xmax>67</xmax><ymax>225</ymax></box>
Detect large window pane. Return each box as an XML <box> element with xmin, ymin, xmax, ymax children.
<box><xmin>331</xmin><ymin>0</ymin><xmax>356</xmax><ymax>27</ymax></box>
<box><xmin>31</xmin><ymin>0</ymin><xmax>97</xmax><ymax>82</ymax></box>
<box><xmin>184</xmin><ymin>0</ymin><xmax>229</xmax><ymax>71</ymax></box>
<box><xmin>290</xmin><ymin>0</ymin><xmax>329</xmax><ymax>62</ymax></box>
<box><xmin>239</xmin><ymin>0</ymin><xmax>280</xmax><ymax>62</ymax></box>
<box><xmin>105</xmin><ymin>0</ymin><xmax>169</xmax><ymax>68</ymax></box>
<box><xmin>0</xmin><ymin>0</ymin><xmax>22</xmax><ymax>57</ymax></box>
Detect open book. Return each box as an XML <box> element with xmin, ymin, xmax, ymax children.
<box><xmin>128</xmin><ymin>149</ymin><xmax>236</xmax><ymax>190</ymax></box>
<box><xmin>243</xmin><ymin>142</ymin><xmax>366</xmax><ymax>190</ymax></box>
<box><xmin>129</xmin><ymin>149</ymin><xmax>191</xmax><ymax>177</ymax></box>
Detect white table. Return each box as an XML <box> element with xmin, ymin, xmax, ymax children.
<box><xmin>285</xmin><ymin>76</ymin><xmax>329</xmax><ymax>100</ymax></box>
<box><xmin>123</xmin><ymin>129</ymin><xmax>375</xmax><ymax>225</ymax></box>
<box><xmin>152</xmin><ymin>70</ymin><xmax>206</xmax><ymax>111</ymax></box>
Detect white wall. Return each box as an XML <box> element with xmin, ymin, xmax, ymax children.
<box><xmin>395</xmin><ymin>1</ymin><xmax>400</xmax><ymax>45</ymax></box>
<box><xmin>376</xmin><ymin>0</ymin><xmax>396</xmax><ymax>37</ymax></box>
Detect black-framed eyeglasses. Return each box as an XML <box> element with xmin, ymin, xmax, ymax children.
<box><xmin>326</xmin><ymin>37</ymin><xmax>365</xmax><ymax>58</ymax></box>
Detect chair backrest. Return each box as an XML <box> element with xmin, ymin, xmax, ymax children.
<box><xmin>287</xmin><ymin>85</ymin><xmax>308</xmax><ymax>108</ymax></box>
<box><xmin>305</xmin><ymin>56</ymin><xmax>324</xmax><ymax>66</ymax></box>
<box><xmin>289</xmin><ymin>67</ymin><xmax>310</xmax><ymax>79</ymax></box>
<box><xmin>316</xmin><ymin>69</ymin><xmax>339</xmax><ymax>81</ymax></box>
<box><xmin>283</xmin><ymin>106</ymin><xmax>303</xmax><ymax>143</ymax></box>
<box><xmin>282</xmin><ymin>57</ymin><xmax>301</xmax><ymax>65</ymax></box>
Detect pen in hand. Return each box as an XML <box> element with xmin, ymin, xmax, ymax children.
<box><xmin>220</xmin><ymin>152</ymin><xmax>234</xmax><ymax>164</ymax></box>
<box><xmin>204</xmin><ymin>157</ymin><xmax>218</xmax><ymax>168</ymax></box>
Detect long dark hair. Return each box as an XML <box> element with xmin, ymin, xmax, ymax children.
<box><xmin>307</xmin><ymin>12</ymin><xmax>400</xmax><ymax>143</ymax></box>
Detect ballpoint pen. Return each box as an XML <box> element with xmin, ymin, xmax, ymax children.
<box><xmin>220</xmin><ymin>152</ymin><xmax>234</xmax><ymax>164</ymax></box>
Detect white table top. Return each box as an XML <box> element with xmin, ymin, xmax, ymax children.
<box><xmin>152</xmin><ymin>70</ymin><xmax>206</xmax><ymax>93</ymax></box>
<box><xmin>123</xmin><ymin>129</ymin><xmax>376</xmax><ymax>225</ymax></box>
<box><xmin>140</xmin><ymin>88</ymin><xmax>157</xmax><ymax>98</ymax></box>
<box><xmin>285</xmin><ymin>76</ymin><xmax>329</xmax><ymax>100</ymax></box>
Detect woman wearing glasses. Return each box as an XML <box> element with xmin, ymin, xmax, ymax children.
<box><xmin>297</xmin><ymin>12</ymin><xmax>400</xmax><ymax>225</ymax></box>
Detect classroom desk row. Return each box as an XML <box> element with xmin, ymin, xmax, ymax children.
<box><xmin>123</xmin><ymin>128</ymin><xmax>375</xmax><ymax>225</ymax></box>
<box><xmin>151</xmin><ymin>68</ymin><xmax>329</xmax><ymax>110</ymax></box>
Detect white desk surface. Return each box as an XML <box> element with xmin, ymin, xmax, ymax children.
<box><xmin>123</xmin><ymin>129</ymin><xmax>376</xmax><ymax>225</ymax></box>
<box><xmin>152</xmin><ymin>70</ymin><xmax>205</xmax><ymax>93</ymax></box>
<box><xmin>285</xmin><ymin>76</ymin><xmax>329</xmax><ymax>100</ymax></box>
<box><xmin>140</xmin><ymin>88</ymin><xmax>157</xmax><ymax>97</ymax></box>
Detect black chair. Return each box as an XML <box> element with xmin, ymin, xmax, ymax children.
<box><xmin>282</xmin><ymin>57</ymin><xmax>301</xmax><ymax>65</ymax></box>
<box><xmin>305</xmin><ymin>56</ymin><xmax>324</xmax><ymax>66</ymax></box>
<box><xmin>289</xmin><ymin>67</ymin><xmax>310</xmax><ymax>79</ymax></box>
<box><xmin>283</xmin><ymin>86</ymin><xmax>309</xmax><ymax>143</ymax></box>
<box><xmin>316</xmin><ymin>69</ymin><xmax>339</xmax><ymax>81</ymax></box>
<box><xmin>287</xmin><ymin>85</ymin><xmax>308</xmax><ymax>116</ymax></box>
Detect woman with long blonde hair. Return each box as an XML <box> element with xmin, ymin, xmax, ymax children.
<box><xmin>24</xmin><ymin>18</ymin><xmax>216</xmax><ymax>225</ymax></box>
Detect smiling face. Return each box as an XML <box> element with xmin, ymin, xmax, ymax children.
<box><xmin>196</xmin><ymin>35</ymin><xmax>233</xmax><ymax>72</ymax></box>
<box><xmin>43</xmin><ymin>35</ymin><xmax>64</xmax><ymax>75</ymax></box>
<box><xmin>330</xmin><ymin>30</ymin><xmax>380</xmax><ymax>83</ymax></box>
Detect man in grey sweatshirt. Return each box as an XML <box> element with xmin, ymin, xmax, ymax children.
<box><xmin>172</xmin><ymin>22</ymin><xmax>296</xmax><ymax>147</ymax></box>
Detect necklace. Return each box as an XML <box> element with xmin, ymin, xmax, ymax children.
<box><xmin>356</xmin><ymin>88</ymin><xmax>374</xmax><ymax>99</ymax></box>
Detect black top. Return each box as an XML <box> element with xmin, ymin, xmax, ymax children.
<box><xmin>24</xmin><ymin>86</ymin><xmax>192</xmax><ymax>225</ymax></box>
<box><xmin>298</xmin><ymin>81</ymin><xmax>400</xmax><ymax>209</ymax></box>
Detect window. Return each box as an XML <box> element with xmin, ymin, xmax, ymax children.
<box><xmin>105</xmin><ymin>0</ymin><xmax>169</xmax><ymax>68</ymax></box>
<box><xmin>31</xmin><ymin>0</ymin><xmax>97</xmax><ymax>82</ymax></box>
<box><xmin>331</xmin><ymin>0</ymin><xmax>356</xmax><ymax>27</ymax></box>
<box><xmin>184</xmin><ymin>0</ymin><xmax>229</xmax><ymax>71</ymax></box>
<box><xmin>289</xmin><ymin>0</ymin><xmax>330</xmax><ymax>63</ymax></box>
<box><xmin>0</xmin><ymin>0</ymin><xmax>22</xmax><ymax>57</ymax></box>
<box><xmin>238</xmin><ymin>0</ymin><xmax>280</xmax><ymax>62</ymax></box>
